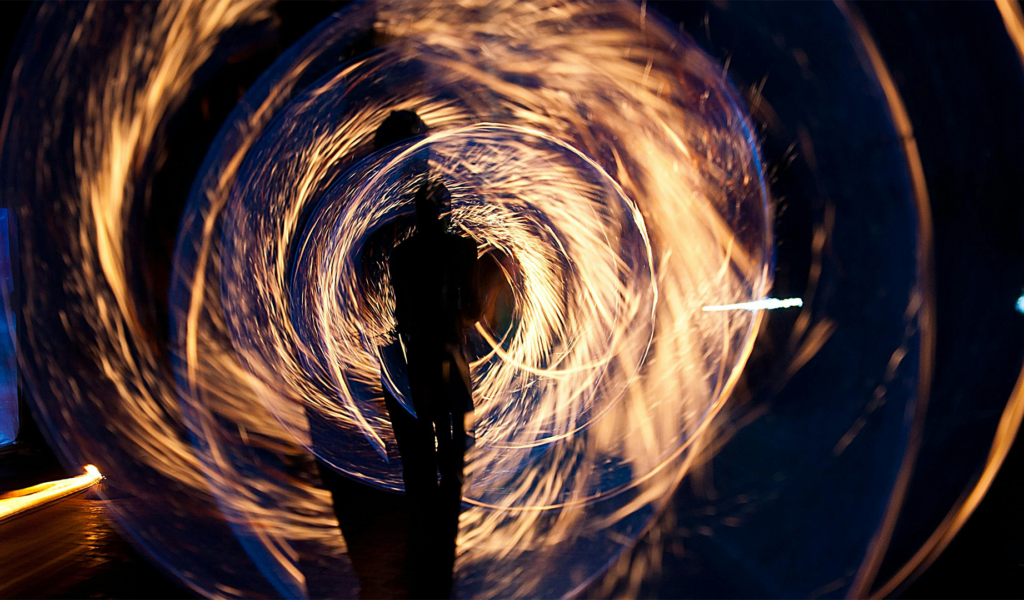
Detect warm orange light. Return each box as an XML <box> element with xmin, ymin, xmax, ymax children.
<box><xmin>0</xmin><ymin>465</ymin><xmax>103</xmax><ymax>522</ymax></box>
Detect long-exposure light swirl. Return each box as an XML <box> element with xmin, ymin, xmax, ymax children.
<box><xmin>2</xmin><ymin>1</ymin><xmax>770</xmax><ymax>597</ymax></box>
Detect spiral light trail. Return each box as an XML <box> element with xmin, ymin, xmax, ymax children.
<box><xmin>2</xmin><ymin>1</ymin><xmax>769</xmax><ymax>597</ymax></box>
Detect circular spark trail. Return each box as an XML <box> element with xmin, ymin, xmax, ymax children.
<box><xmin>3</xmin><ymin>1</ymin><xmax>770</xmax><ymax>598</ymax></box>
<box><xmin>229</xmin><ymin>123</ymin><xmax>659</xmax><ymax>500</ymax></box>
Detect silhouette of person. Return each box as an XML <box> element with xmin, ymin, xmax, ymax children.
<box><xmin>385</xmin><ymin>176</ymin><xmax>481</xmax><ymax>600</ymax></box>
<box><xmin>306</xmin><ymin>110</ymin><xmax>480</xmax><ymax>599</ymax></box>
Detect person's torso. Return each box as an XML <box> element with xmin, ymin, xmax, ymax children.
<box><xmin>390</xmin><ymin>232</ymin><xmax>475</xmax><ymax>344</ymax></box>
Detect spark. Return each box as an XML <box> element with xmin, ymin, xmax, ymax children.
<box><xmin>1016</xmin><ymin>292</ymin><xmax>1024</xmax><ymax>314</ymax></box>
<box><xmin>702</xmin><ymin>297</ymin><xmax>804</xmax><ymax>312</ymax></box>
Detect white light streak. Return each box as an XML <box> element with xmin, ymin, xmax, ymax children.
<box><xmin>702</xmin><ymin>297</ymin><xmax>804</xmax><ymax>312</ymax></box>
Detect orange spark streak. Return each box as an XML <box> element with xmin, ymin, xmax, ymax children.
<box><xmin>0</xmin><ymin>466</ymin><xmax>103</xmax><ymax>523</ymax></box>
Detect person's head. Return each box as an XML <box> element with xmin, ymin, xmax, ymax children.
<box><xmin>373</xmin><ymin>110</ymin><xmax>427</xmax><ymax>152</ymax></box>
<box><xmin>415</xmin><ymin>179</ymin><xmax>451</xmax><ymax>231</ymax></box>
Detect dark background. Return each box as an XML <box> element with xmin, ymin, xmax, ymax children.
<box><xmin>0</xmin><ymin>2</ymin><xmax>1021</xmax><ymax>598</ymax></box>
<box><xmin>858</xmin><ymin>2</ymin><xmax>1024</xmax><ymax>598</ymax></box>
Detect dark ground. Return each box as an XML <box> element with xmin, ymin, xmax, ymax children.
<box><xmin>1</xmin><ymin>431</ymin><xmax>1022</xmax><ymax>598</ymax></box>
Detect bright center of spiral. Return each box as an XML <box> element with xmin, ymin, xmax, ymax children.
<box><xmin>291</xmin><ymin>124</ymin><xmax>656</xmax><ymax>489</ymax></box>
<box><xmin>214</xmin><ymin>1</ymin><xmax>769</xmax><ymax>513</ymax></box>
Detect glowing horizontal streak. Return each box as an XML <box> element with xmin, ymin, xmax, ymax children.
<box><xmin>702</xmin><ymin>297</ymin><xmax>803</xmax><ymax>312</ymax></box>
<box><xmin>0</xmin><ymin>465</ymin><xmax>103</xmax><ymax>522</ymax></box>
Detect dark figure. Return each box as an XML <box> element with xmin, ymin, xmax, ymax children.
<box><xmin>308</xmin><ymin>110</ymin><xmax>479</xmax><ymax>599</ymax></box>
<box><xmin>385</xmin><ymin>178</ymin><xmax>480</xmax><ymax>600</ymax></box>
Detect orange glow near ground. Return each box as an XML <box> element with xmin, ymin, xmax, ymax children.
<box><xmin>0</xmin><ymin>466</ymin><xmax>103</xmax><ymax>522</ymax></box>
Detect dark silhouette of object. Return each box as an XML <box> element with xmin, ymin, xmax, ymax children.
<box><xmin>308</xmin><ymin>110</ymin><xmax>480</xmax><ymax>599</ymax></box>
